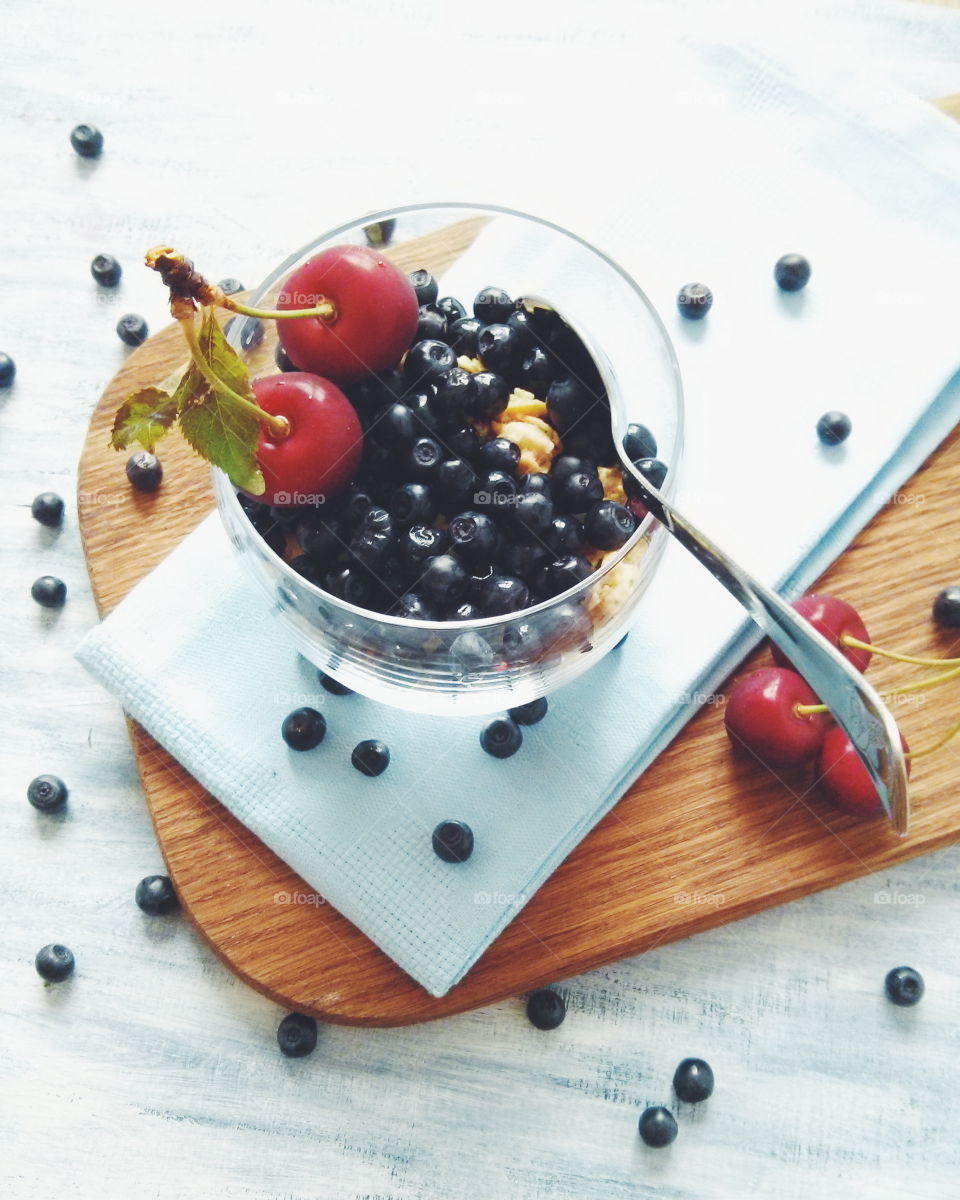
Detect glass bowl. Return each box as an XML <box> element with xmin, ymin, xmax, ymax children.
<box><xmin>213</xmin><ymin>202</ymin><xmax>684</xmax><ymax>715</ymax></box>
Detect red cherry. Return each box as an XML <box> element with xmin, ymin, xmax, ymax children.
<box><xmin>251</xmin><ymin>372</ymin><xmax>363</xmax><ymax>506</ymax></box>
<box><xmin>724</xmin><ymin>666</ymin><xmax>829</xmax><ymax>767</ymax></box>
<box><xmin>816</xmin><ymin>724</ymin><xmax>910</xmax><ymax>816</ymax></box>
<box><xmin>771</xmin><ymin>593</ymin><xmax>871</xmax><ymax>673</ymax></box>
<box><xmin>276</xmin><ymin>245</ymin><xmax>419</xmax><ymax>384</ymax></box>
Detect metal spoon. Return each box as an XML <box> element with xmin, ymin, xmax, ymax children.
<box><xmin>526</xmin><ymin>297</ymin><xmax>909</xmax><ymax>834</ymax></box>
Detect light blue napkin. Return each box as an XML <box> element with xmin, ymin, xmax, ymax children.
<box><xmin>75</xmin><ymin>27</ymin><xmax>960</xmax><ymax>996</ymax></box>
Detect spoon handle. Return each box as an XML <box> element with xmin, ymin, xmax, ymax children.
<box><xmin>631</xmin><ymin>471</ymin><xmax>909</xmax><ymax>835</ymax></box>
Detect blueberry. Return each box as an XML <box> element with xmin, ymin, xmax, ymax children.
<box><xmin>323</xmin><ymin>565</ymin><xmax>373</xmax><ymax>607</ymax></box>
<box><xmin>544</xmin><ymin>515</ymin><xmax>585</xmax><ymax>557</ymax></box>
<box><xmin>677</xmin><ymin>282</ymin><xmax>713</xmax><ymax>319</ymax></box>
<box><xmin>448</xmin><ymin>511</ymin><xmax>501</xmax><ymax>565</ymax></box>
<box><xmin>470</xmin><ymin>371</ymin><xmax>510</xmax><ymax>421</ymax></box>
<box><xmin>372</xmin><ymin>401</ymin><xmax>417</xmax><ymax>448</ymax></box>
<box><xmin>31</xmin><ymin>492</ymin><xmax>64</xmax><ymax>527</ymax></box>
<box><xmin>473</xmin><ymin>287</ymin><xmax>513</xmax><ymax>325</ymax></box>
<box><xmin>352</xmin><ymin>739</ymin><xmax>390</xmax><ymax>776</ymax></box>
<box><xmin>405</xmin><ymin>436</ymin><xmax>444</xmax><ymax>481</ymax></box>
<box><xmin>444</xmin><ymin>425</ymin><xmax>481</xmax><ymax>463</ymax></box>
<box><xmin>933</xmin><ymin>587</ymin><xmax>960</xmax><ymax>628</ymax></box>
<box><xmin>363</xmin><ymin>218</ymin><xmax>396</xmax><ymax>247</ymax></box>
<box><xmin>476</xmin><ymin>323</ymin><xmax>525</xmax><ymax>375</ymax></box>
<box><xmin>519</xmin><ymin>473</ymin><xmax>553</xmax><ymax>500</ymax></box>
<box><xmin>432</xmin><ymin>367</ymin><xmax>476</xmax><ymax>427</ymax></box>
<box><xmin>562</xmin><ymin>420</ymin><xmax>618</xmax><ymax>467</ymax></box>
<box><xmin>116</xmin><ymin>313</ymin><xmax>149</xmax><ymax>346</ymax></box>
<box><xmin>614</xmin><ymin>631</ymin><xmax>630</xmax><ymax>650</ymax></box>
<box><xmin>403</xmin><ymin>389</ymin><xmax>442</xmax><ymax>437</ymax></box>
<box><xmin>90</xmin><ymin>253</ymin><xmax>122</xmax><ymax>287</ymax></box>
<box><xmin>626</xmin><ymin>457</ymin><xmax>668</xmax><ymax>492</ymax></box>
<box><xmin>277</xmin><ymin>1012</ymin><xmax>318</xmax><ymax>1058</ymax></box>
<box><xmin>339</xmin><ymin>484</ymin><xmax>376</xmax><ymax>529</ymax></box>
<box><xmin>395</xmin><ymin>592</ymin><xmax>437</xmax><ymax>621</ymax></box>
<box><xmin>429</xmin><ymin>460</ymin><xmax>475</xmax><ymax>518</ymax></box>
<box><xmin>436</xmin><ymin>296</ymin><xmax>467</xmax><ymax>325</ymax></box>
<box><xmin>35</xmin><ymin>944</ymin><xmax>75</xmax><ymax>983</ymax></box>
<box><xmin>583</xmin><ymin>500</ymin><xmax>637</xmax><ymax>550</ymax></box>
<box><xmin>70</xmin><ymin>123</ymin><xmax>103</xmax><ymax>157</ymax></box>
<box><xmin>275</xmin><ymin>343</ymin><xmax>297</xmax><ymax>372</ymax></box>
<box><xmin>465</xmin><ymin>563</ymin><xmax>498</xmax><ymax>605</ymax></box>
<box><xmin>409</xmin><ymin>269</ymin><xmax>439</xmax><ymax>306</ymax></box>
<box><xmin>126</xmin><ymin>451</ymin><xmax>163</xmax><ymax>492</ymax></box>
<box><xmin>297</xmin><ymin>513</ymin><xmax>342</xmax><ymax>563</ymax></box>
<box><xmin>547</xmin><ymin>377</ymin><xmax>605</xmax><ymax>435</ymax></box>
<box><xmin>350</xmin><ymin>526</ymin><xmax>394</xmax><ymax>571</ymax></box>
<box><xmin>450</xmin><ymin>631</ymin><xmax>495</xmax><ymax>670</ymax></box>
<box><xmin>551</xmin><ymin>455</ymin><xmax>594</xmax><ymax>484</ymax></box>
<box><xmin>554</xmin><ymin>469</ymin><xmax>604</xmax><ymax>515</ymax></box>
<box><xmin>31</xmin><ymin>575</ymin><xmax>67</xmax><ymax>608</ymax></box>
<box><xmin>475</xmin><ymin>470</ymin><xmax>516</xmax><ymax>512</ymax></box>
<box><xmin>480</xmin><ymin>575</ymin><xmax>530</xmax><ymax>616</ymax></box>
<box><xmin>319</xmin><ymin>671</ymin><xmax>353</xmax><ymax>696</ymax></box>
<box><xmin>217</xmin><ymin>277</ymin><xmax>245</xmax><ymax>295</ymax></box>
<box><xmin>672</xmin><ymin>1057</ymin><xmax>714</xmax><ymax>1102</ymax></box>
<box><xmin>281</xmin><ymin>707</ymin><xmax>327</xmax><ymax>751</ymax></box>
<box><xmin>510</xmin><ymin>492</ymin><xmax>555</xmax><ymax>542</ymax></box>
<box><xmin>480</xmin><ymin>716</ymin><xmax>523</xmax><ymax>758</ymax></box>
<box><xmin>399</xmin><ymin>523</ymin><xmax>448</xmax><ymax>566</ymax></box>
<box><xmin>239</xmin><ymin>318</ymin><xmax>264</xmax><ymax>351</ymax></box>
<box><xmin>27</xmin><ymin>774</ymin><xmax>68</xmax><ymax>812</ymax></box>
<box><xmin>288</xmin><ymin>555</ymin><xmax>322</xmax><ymax>583</ymax></box>
<box><xmin>536</xmin><ymin>556</ymin><xmax>594</xmax><ymax>599</ymax></box>
<box><xmin>258</xmin><ymin>519</ymin><xmax>287</xmax><ymax>556</ymax></box>
<box><xmin>452</xmin><ymin>602</ymin><xmax>482</xmax><ymax>620</ymax></box>
<box><xmin>0</xmin><ymin>352</ymin><xmax>15</xmax><ymax>388</ymax></box>
<box><xmin>817</xmin><ymin>411</ymin><xmax>851</xmax><ymax>446</ymax></box>
<box><xmin>516</xmin><ymin>344</ymin><xmax>555</xmax><ymax>394</ymax></box>
<box><xmin>418</xmin><ymin>554</ymin><xmax>468</xmax><ymax>607</ymax></box>
<box><xmin>135</xmin><ymin>874</ymin><xmax>180</xmax><ymax>915</ymax></box>
<box><xmin>501</xmin><ymin>542</ymin><xmax>550</xmax><ymax>585</ymax></box>
<box><xmin>509</xmin><ymin>697</ymin><xmax>548</xmax><ymax>726</ymax></box>
<box><xmin>501</xmin><ymin>620</ymin><xmax>546</xmax><ymax>664</ymax></box>
<box><xmin>432</xmin><ymin>820</ymin><xmax>474</xmax><ymax>862</ymax></box>
<box><xmin>638</xmin><ymin>1106</ymin><xmax>678</xmax><ymax>1147</ymax></box>
<box><xmin>390</xmin><ymin>482</ymin><xmax>436</xmax><ymax>527</ymax></box>
<box><xmin>448</xmin><ymin>316</ymin><xmax>482</xmax><ymax>357</ymax></box>
<box><xmin>403</xmin><ymin>339</ymin><xmax>457</xmax><ymax>389</ymax></box>
<box><xmin>525</xmin><ymin>988</ymin><xmax>565</xmax><ymax>1029</ymax></box>
<box><xmin>885</xmin><ymin>966</ymin><xmax>924</xmax><ymax>1007</ymax></box>
<box><xmin>415</xmin><ymin>304</ymin><xmax>447</xmax><ymax>343</ymax></box>
<box><xmin>476</xmin><ymin>437</ymin><xmax>520</xmax><ymax>476</ymax></box>
<box><xmin>622</xmin><ymin>423</ymin><xmax>657</xmax><ymax>463</ymax></box>
<box><xmin>774</xmin><ymin>253</ymin><xmax>811</xmax><ymax>292</ymax></box>
<box><xmin>349</xmin><ymin>369</ymin><xmax>404</xmax><ymax>415</ymax></box>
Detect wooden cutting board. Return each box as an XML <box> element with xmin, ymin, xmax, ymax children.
<box><xmin>77</xmin><ymin>218</ymin><xmax>960</xmax><ymax>1026</ymax></box>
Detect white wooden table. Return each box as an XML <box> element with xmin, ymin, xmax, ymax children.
<box><xmin>3</xmin><ymin>3</ymin><xmax>959</xmax><ymax>1196</ymax></box>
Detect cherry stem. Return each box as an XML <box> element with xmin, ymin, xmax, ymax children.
<box><xmin>841</xmin><ymin>633</ymin><xmax>960</xmax><ymax>668</ymax></box>
<box><xmin>226</xmin><ymin>297</ymin><xmax>337</xmax><ymax>322</ymax></box>
<box><xmin>905</xmin><ymin>715</ymin><xmax>960</xmax><ymax>760</ymax></box>
<box><xmin>178</xmin><ymin>315</ymin><xmax>289</xmax><ymax>440</ymax></box>
<box><xmin>795</xmin><ymin>662</ymin><xmax>960</xmax><ymax>720</ymax></box>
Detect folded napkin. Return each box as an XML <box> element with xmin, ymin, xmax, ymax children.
<box><xmin>76</xmin><ymin>26</ymin><xmax>960</xmax><ymax>997</ymax></box>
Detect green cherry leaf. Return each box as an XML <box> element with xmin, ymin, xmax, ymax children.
<box><xmin>109</xmin><ymin>387</ymin><xmax>177</xmax><ymax>452</ymax></box>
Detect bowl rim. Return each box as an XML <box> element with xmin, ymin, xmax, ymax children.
<box><xmin>217</xmin><ymin>200</ymin><xmax>685</xmax><ymax>632</ymax></box>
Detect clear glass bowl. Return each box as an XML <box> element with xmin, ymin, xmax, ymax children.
<box><xmin>214</xmin><ymin>202</ymin><xmax>684</xmax><ymax>715</ymax></box>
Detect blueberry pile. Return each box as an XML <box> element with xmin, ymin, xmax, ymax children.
<box><xmin>239</xmin><ymin>275</ymin><xmax>665</xmax><ymax>631</ymax></box>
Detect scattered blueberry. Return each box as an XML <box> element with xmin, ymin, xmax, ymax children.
<box><xmin>351</xmin><ymin>739</ymin><xmax>390</xmax><ymax>776</ymax></box>
<box><xmin>363</xmin><ymin>218</ymin><xmax>396</xmax><ymax>247</ymax></box>
<box><xmin>0</xmin><ymin>351</ymin><xmax>16</xmax><ymax>388</ymax></box>
<box><xmin>638</xmin><ymin>1106</ymin><xmax>678</xmax><ymax>1147</ymax></box>
<box><xmin>116</xmin><ymin>313</ymin><xmax>149</xmax><ymax>347</ymax></box>
<box><xmin>27</xmin><ymin>774</ymin><xmax>68</xmax><ymax>812</ymax></box>
<box><xmin>409</xmin><ymin>269</ymin><xmax>439</xmax><ymax>307</ymax></box>
<box><xmin>526</xmin><ymin>988</ymin><xmax>566</xmax><ymax>1030</ymax></box>
<box><xmin>673</xmin><ymin>1057</ymin><xmax>714</xmax><ymax>1102</ymax></box>
<box><xmin>277</xmin><ymin>1012</ymin><xmax>318</xmax><ymax>1058</ymax></box>
<box><xmin>480</xmin><ymin>717</ymin><xmax>523</xmax><ymax>758</ymax></box>
<box><xmin>35</xmin><ymin>944</ymin><xmax>75</xmax><ymax>983</ymax></box>
<box><xmin>885</xmin><ymin>966</ymin><xmax>924</xmax><ymax>1007</ymax></box>
<box><xmin>933</xmin><ymin>587</ymin><xmax>960</xmax><ymax>629</ymax></box>
<box><xmin>31</xmin><ymin>492</ymin><xmax>64</xmax><ymax>527</ymax></box>
<box><xmin>31</xmin><ymin>575</ymin><xmax>66</xmax><ymax>608</ymax></box>
<box><xmin>281</xmin><ymin>707</ymin><xmax>327</xmax><ymax>751</ymax></box>
<box><xmin>70</xmin><ymin>123</ymin><xmax>103</xmax><ymax>158</ymax></box>
<box><xmin>509</xmin><ymin>697</ymin><xmax>548</xmax><ymax>726</ymax></box>
<box><xmin>817</xmin><ymin>411</ymin><xmax>852</xmax><ymax>446</ymax></box>
<box><xmin>126</xmin><ymin>451</ymin><xmax>163</xmax><ymax>492</ymax></box>
<box><xmin>217</xmin><ymin>277</ymin><xmax>245</xmax><ymax>295</ymax></box>
<box><xmin>90</xmin><ymin>253</ymin><xmax>122</xmax><ymax>287</ymax></box>
<box><xmin>774</xmin><ymin>253</ymin><xmax>811</xmax><ymax>292</ymax></box>
<box><xmin>432</xmin><ymin>820</ymin><xmax>474</xmax><ymax>863</ymax></box>
<box><xmin>319</xmin><ymin>671</ymin><xmax>353</xmax><ymax>696</ymax></box>
<box><xmin>677</xmin><ymin>282</ymin><xmax>713</xmax><ymax>320</ymax></box>
<box><xmin>135</xmin><ymin>875</ymin><xmax>180</xmax><ymax>915</ymax></box>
